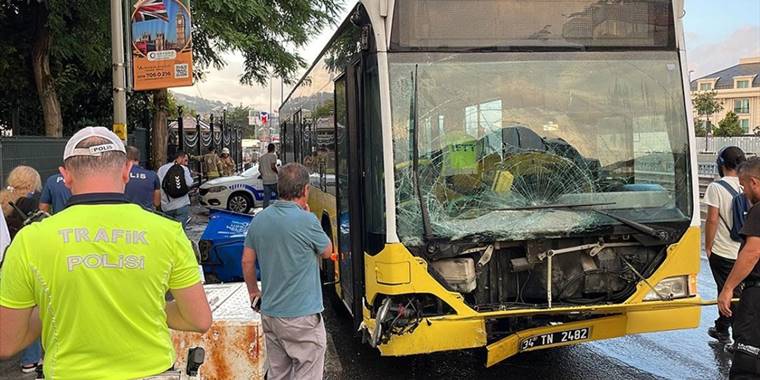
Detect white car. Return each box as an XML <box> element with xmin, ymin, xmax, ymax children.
<box><xmin>199</xmin><ymin>163</ymin><xmax>278</xmax><ymax>213</ymax></box>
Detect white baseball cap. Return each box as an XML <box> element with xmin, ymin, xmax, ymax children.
<box><xmin>63</xmin><ymin>126</ymin><xmax>126</xmax><ymax>160</ymax></box>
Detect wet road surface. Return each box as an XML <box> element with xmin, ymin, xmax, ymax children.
<box><xmin>0</xmin><ymin>208</ymin><xmax>732</xmax><ymax>379</ymax></box>
<box><xmin>323</xmin><ymin>251</ymin><xmax>732</xmax><ymax>380</ymax></box>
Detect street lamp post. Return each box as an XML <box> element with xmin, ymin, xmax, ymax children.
<box><xmin>111</xmin><ymin>0</ymin><xmax>128</xmax><ymax>139</ymax></box>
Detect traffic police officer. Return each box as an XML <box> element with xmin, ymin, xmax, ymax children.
<box><xmin>719</xmin><ymin>157</ymin><xmax>760</xmax><ymax>379</ymax></box>
<box><xmin>0</xmin><ymin>127</ymin><xmax>212</xmax><ymax>379</ymax></box>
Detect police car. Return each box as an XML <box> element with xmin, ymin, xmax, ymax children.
<box><xmin>198</xmin><ymin>162</ymin><xmax>278</xmax><ymax>213</ymax></box>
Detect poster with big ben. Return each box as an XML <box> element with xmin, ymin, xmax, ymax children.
<box><xmin>131</xmin><ymin>0</ymin><xmax>193</xmax><ymax>91</ymax></box>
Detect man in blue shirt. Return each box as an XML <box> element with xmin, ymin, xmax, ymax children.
<box><xmin>242</xmin><ymin>163</ymin><xmax>332</xmax><ymax>380</ymax></box>
<box><xmin>124</xmin><ymin>146</ymin><xmax>160</xmax><ymax>210</ymax></box>
<box><xmin>39</xmin><ymin>173</ymin><xmax>72</xmax><ymax>215</ymax></box>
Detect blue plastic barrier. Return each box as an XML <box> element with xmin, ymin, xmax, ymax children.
<box><xmin>199</xmin><ymin>209</ymin><xmax>257</xmax><ymax>282</ymax></box>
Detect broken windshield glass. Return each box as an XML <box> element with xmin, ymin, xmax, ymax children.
<box><xmin>390</xmin><ymin>51</ymin><xmax>691</xmax><ymax>245</ymax></box>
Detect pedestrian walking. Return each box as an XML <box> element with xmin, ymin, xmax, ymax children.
<box><xmin>158</xmin><ymin>150</ymin><xmax>195</xmax><ymax>228</ymax></box>
<box><xmin>704</xmin><ymin>146</ymin><xmax>746</xmax><ymax>342</ymax></box>
<box><xmin>259</xmin><ymin>143</ymin><xmax>279</xmax><ymax>208</ymax></box>
<box><xmin>39</xmin><ymin>172</ymin><xmax>71</xmax><ymax>215</ymax></box>
<box><xmin>220</xmin><ymin>147</ymin><xmax>236</xmax><ymax>177</ymax></box>
<box><xmin>124</xmin><ymin>146</ymin><xmax>161</xmax><ymax>210</ymax></box>
<box><xmin>242</xmin><ymin>163</ymin><xmax>332</xmax><ymax>380</ymax></box>
<box><xmin>718</xmin><ymin>157</ymin><xmax>760</xmax><ymax>380</ymax></box>
<box><xmin>0</xmin><ymin>165</ymin><xmax>43</xmax><ymax>374</ymax></box>
<box><xmin>0</xmin><ymin>127</ymin><xmax>212</xmax><ymax>379</ymax></box>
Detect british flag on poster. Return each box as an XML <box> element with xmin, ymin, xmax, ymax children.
<box><xmin>134</xmin><ymin>0</ymin><xmax>169</xmax><ymax>22</ymax></box>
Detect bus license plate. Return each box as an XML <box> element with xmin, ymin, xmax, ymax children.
<box><xmin>520</xmin><ymin>327</ymin><xmax>591</xmax><ymax>351</ymax></box>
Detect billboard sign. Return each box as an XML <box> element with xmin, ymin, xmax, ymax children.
<box><xmin>131</xmin><ymin>0</ymin><xmax>193</xmax><ymax>91</ymax></box>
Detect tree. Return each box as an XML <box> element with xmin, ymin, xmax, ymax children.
<box><xmin>692</xmin><ymin>90</ymin><xmax>723</xmax><ymax>135</ymax></box>
<box><xmin>695</xmin><ymin>121</ymin><xmax>708</xmax><ymax>137</ymax></box>
<box><xmin>148</xmin><ymin>0</ymin><xmax>342</xmax><ymax>167</ymax></box>
<box><xmin>714</xmin><ymin>111</ymin><xmax>744</xmax><ymax>137</ymax></box>
<box><xmin>0</xmin><ymin>0</ymin><xmax>110</xmax><ymax>136</ymax></box>
<box><xmin>1</xmin><ymin>0</ymin><xmax>342</xmax><ymax>165</ymax></box>
<box><xmin>225</xmin><ymin>104</ymin><xmax>251</xmax><ymax>128</ymax></box>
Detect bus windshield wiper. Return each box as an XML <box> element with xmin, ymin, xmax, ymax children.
<box><xmin>410</xmin><ymin>65</ymin><xmax>434</xmax><ymax>244</ymax></box>
<box><xmin>592</xmin><ymin>210</ymin><xmax>669</xmax><ymax>241</ymax></box>
<box><xmin>494</xmin><ymin>202</ymin><xmax>615</xmax><ymax>211</ymax></box>
<box><xmin>493</xmin><ymin>202</ymin><xmax>668</xmax><ymax>241</ymax></box>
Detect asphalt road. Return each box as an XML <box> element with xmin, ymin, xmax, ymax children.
<box><xmin>0</xmin><ymin>207</ymin><xmax>732</xmax><ymax>379</ymax></box>
<box><xmin>322</xmin><ymin>251</ymin><xmax>731</xmax><ymax>380</ymax></box>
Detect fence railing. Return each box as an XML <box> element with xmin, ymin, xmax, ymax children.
<box><xmin>168</xmin><ymin>112</ymin><xmax>244</xmax><ymax>183</ymax></box>
<box><xmin>0</xmin><ymin>137</ymin><xmax>68</xmax><ymax>185</ymax></box>
<box><xmin>695</xmin><ymin>136</ymin><xmax>760</xmax><ymax>155</ymax></box>
<box><xmin>0</xmin><ymin>128</ymin><xmax>150</xmax><ymax>187</ymax></box>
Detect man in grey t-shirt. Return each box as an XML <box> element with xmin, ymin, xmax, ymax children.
<box><xmin>243</xmin><ymin>163</ymin><xmax>332</xmax><ymax>380</ymax></box>
<box><xmin>259</xmin><ymin>143</ymin><xmax>279</xmax><ymax>208</ymax></box>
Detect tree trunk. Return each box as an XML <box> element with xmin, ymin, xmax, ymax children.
<box><xmin>151</xmin><ymin>89</ymin><xmax>169</xmax><ymax>168</ymax></box>
<box><xmin>31</xmin><ymin>4</ymin><xmax>63</xmax><ymax>137</ymax></box>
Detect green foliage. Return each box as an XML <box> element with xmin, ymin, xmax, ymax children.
<box><xmin>695</xmin><ymin>121</ymin><xmax>708</xmax><ymax>137</ymax></box>
<box><xmin>313</xmin><ymin>99</ymin><xmax>335</xmax><ymax>119</ymax></box>
<box><xmin>714</xmin><ymin>111</ymin><xmax>744</xmax><ymax>137</ymax></box>
<box><xmin>0</xmin><ymin>0</ymin><xmax>112</xmax><ymax>135</ymax></box>
<box><xmin>225</xmin><ymin>104</ymin><xmax>251</xmax><ymax>128</ymax></box>
<box><xmin>0</xmin><ymin>0</ymin><xmax>343</xmax><ymax>135</ymax></box>
<box><xmin>192</xmin><ymin>0</ymin><xmax>343</xmax><ymax>85</ymax></box>
<box><xmin>172</xmin><ymin>92</ymin><xmax>228</xmax><ymax>114</ymax></box>
<box><xmin>692</xmin><ymin>91</ymin><xmax>723</xmax><ymax>118</ymax></box>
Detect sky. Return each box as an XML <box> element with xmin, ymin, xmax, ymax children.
<box><xmin>172</xmin><ymin>0</ymin><xmax>760</xmax><ymax>111</ymax></box>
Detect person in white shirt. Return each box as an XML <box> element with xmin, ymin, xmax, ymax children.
<box><xmin>703</xmin><ymin>146</ymin><xmax>746</xmax><ymax>342</ymax></box>
<box><xmin>259</xmin><ymin>144</ymin><xmax>279</xmax><ymax>208</ymax></box>
<box><xmin>157</xmin><ymin>151</ymin><xmax>195</xmax><ymax>228</ymax></box>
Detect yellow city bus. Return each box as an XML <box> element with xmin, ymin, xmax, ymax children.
<box><xmin>279</xmin><ymin>0</ymin><xmax>701</xmax><ymax>367</ymax></box>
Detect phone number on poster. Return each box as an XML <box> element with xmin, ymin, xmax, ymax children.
<box><xmin>144</xmin><ymin>71</ymin><xmax>172</xmax><ymax>79</ymax></box>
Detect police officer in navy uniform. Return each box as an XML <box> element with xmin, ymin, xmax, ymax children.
<box><xmin>719</xmin><ymin>157</ymin><xmax>760</xmax><ymax>379</ymax></box>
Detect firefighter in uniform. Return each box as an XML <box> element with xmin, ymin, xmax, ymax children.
<box><xmin>719</xmin><ymin>157</ymin><xmax>760</xmax><ymax>380</ymax></box>
<box><xmin>196</xmin><ymin>146</ymin><xmax>221</xmax><ymax>180</ymax></box>
<box><xmin>0</xmin><ymin>127</ymin><xmax>212</xmax><ymax>379</ymax></box>
<box><xmin>219</xmin><ymin>147</ymin><xmax>236</xmax><ymax>177</ymax></box>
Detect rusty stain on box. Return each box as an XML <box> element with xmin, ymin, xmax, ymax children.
<box><xmin>172</xmin><ymin>283</ymin><xmax>265</xmax><ymax>380</ymax></box>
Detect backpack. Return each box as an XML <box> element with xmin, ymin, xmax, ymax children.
<box><xmin>162</xmin><ymin>164</ymin><xmax>190</xmax><ymax>199</ymax></box>
<box><xmin>715</xmin><ymin>180</ymin><xmax>750</xmax><ymax>242</ymax></box>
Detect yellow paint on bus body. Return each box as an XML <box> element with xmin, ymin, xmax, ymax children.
<box><xmin>308</xmin><ymin>185</ymin><xmax>703</xmax><ymax>367</ymax></box>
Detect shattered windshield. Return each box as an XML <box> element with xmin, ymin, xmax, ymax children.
<box><xmin>390</xmin><ymin>51</ymin><xmax>691</xmax><ymax>245</ymax></box>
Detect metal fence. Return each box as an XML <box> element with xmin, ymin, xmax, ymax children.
<box><xmin>169</xmin><ymin>113</ymin><xmax>244</xmax><ymax>183</ymax></box>
<box><xmin>128</xmin><ymin>127</ymin><xmax>150</xmax><ymax>168</ymax></box>
<box><xmin>0</xmin><ymin>137</ymin><xmax>67</xmax><ymax>185</ymax></box>
<box><xmin>696</xmin><ymin>136</ymin><xmax>760</xmax><ymax>155</ymax></box>
<box><xmin>0</xmin><ymin>128</ymin><xmax>151</xmax><ymax>186</ymax></box>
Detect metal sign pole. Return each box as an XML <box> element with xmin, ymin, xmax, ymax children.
<box><xmin>111</xmin><ymin>0</ymin><xmax>128</xmax><ymax>140</ymax></box>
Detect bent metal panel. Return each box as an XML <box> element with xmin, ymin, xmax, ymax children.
<box><xmin>131</xmin><ymin>0</ymin><xmax>193</xmax><ymax>91</ymax></box>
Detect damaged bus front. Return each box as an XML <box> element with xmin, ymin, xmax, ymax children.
<box><xmin>361</xmin><ymin>0</ymin><xmax>701</xmax><ymax>366</ymax></box>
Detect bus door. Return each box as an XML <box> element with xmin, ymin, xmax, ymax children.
<box><xmin>335</xmin><ymin>60</ymin><xmax>365</xmax><ymax>328</ymax></box>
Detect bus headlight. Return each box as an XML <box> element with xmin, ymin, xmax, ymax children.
<box><xmin>643</xmin><ymin>275</ymin><xmax>694</xmax><ymax>301</ymax></box>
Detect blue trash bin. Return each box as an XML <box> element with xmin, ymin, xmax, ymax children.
<box><xmin>199</xmin><ymin>209</ymin><xmax>258</xmax><ymax>283</ymax></box>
